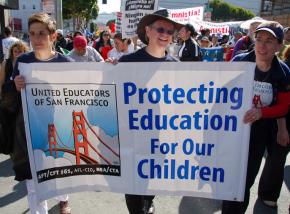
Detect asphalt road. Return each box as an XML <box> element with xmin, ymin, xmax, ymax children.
<box><xmin>0</xmin><ymin>154</ymin><xmax>289</xmax><ymax>214</ymax></box>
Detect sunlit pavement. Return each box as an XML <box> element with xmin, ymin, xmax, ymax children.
<box><xmin>0</xmin><ymin>154</ymin><xmax>289</xmax><ymax>214</ymax></box>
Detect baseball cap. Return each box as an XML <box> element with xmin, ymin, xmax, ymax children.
<box><xmin>73</xmin><ymin>36</ymin><xmax>87</xmax><ymax>49</ymax></box>
<box><xmin>255</xmin><ymin>21</ymin><xmax>284</xmax><ymax>43</ymax></box>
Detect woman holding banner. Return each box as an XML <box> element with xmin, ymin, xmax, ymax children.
<box><xmin>118</xmin><ymin>9</ymin><xmax>183</xmax><ymax>214</ymax></box>
<box><xmin>6</xmin><ymin>13</ymin><xmax>73</xmax><ymax>214</ymax></box>
<box><xmin>222</xmin><ymin>21</ymin><xmax>290</xmax><ymax>214</ymax></box>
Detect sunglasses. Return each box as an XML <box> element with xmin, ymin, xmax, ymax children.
<box><xmin>151</xmin><ymin>26</ymin><xmax>175</xmax><ymax>35</ymax></box>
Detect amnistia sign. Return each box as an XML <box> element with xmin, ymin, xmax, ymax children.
<box><xmin>20</xmin><ymin>62</ymin><xmax>254</xmax><ymax>202</ymax></box>
<box><xmin>169</xmin><ymin>6</ymin><xmax>204</xmax><ymax>24</ymax></box>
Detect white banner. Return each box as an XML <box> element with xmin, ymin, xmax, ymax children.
<box><xmin>20</xmin><ymin>62</ymin><xmax>255</xmax><ymax>202</ymax></box>
<box><xmin>169</xmin><ymin>6</ymin><xmax>204</xmax><ymax>24</ymax></box>
<box><xmin>121</xmin><ymin>0</ymin><xmax>159</xmax><ymax>38</ymax></box>
<box><xmin>190</xmin><ymin>20</ymin><xmax>231</xmax><ymax>35</ymax></box>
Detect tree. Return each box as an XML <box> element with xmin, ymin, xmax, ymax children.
<box><xmin>209</xmin><ymin>0</ymin><xmax>254</xmax><ymax>21</ymax></box>
<box><xmin>63</xmin><ymin>0</ymin><xmax>99</xmax><ymax>31</ymax></box>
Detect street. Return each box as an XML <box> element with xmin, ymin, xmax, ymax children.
<box><xmin>0</xmin><ymin>154</ymin><xmax>289</xmax><ymax>214</ymax></box>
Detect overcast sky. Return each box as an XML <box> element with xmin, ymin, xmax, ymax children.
<box><xmin>98</xmin><ymin>0</ymin><xmax>121</xmax><ymax>13</ymax></box>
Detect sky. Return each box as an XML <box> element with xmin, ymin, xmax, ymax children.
<box><xmin>98</xmin><ymin>0</ymin><xmax>122</xmax><ymax>14</ymax></box>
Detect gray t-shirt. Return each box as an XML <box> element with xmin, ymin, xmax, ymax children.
<box><xmin>68</xmin><ymin>46</ymin><xmax>104</xmax><ymax>62</ymax></box>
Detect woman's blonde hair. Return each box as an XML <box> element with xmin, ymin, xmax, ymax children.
<box><xmin>282</xmin><ymin>45</ymin><xmax>290</xmax><ymax>61</ymax></box>
<box><xmin>8</xmin><ymin>40</ymin><xmax>29</xmax><ymax>60</ymax></box>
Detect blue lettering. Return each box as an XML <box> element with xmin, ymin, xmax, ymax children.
<box><xmin>173</xmin><ymin>88</ymin><xmax>185</xmax><ymax>104</ymax></box>
<box><xmin>124</xmin><ymin>82</ymin><xmax>136</xmax><ymax>104</ymax></box>
<box><xmin>230</xmin><ymin>87</ymin><xmax>243</xmax><ymax>110</ymax></box>
<box><xmin>138</xmin><ymin>159</ymin><xmax>148</xmax><ymax>178</ymax></box>
<box><xmin>129</xmin><ymin>109</ymin><xmax>139</xmax><ymax>130</ymax></box>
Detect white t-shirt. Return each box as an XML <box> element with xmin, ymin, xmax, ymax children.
<box><xmin>2</xmin><ymin>36</ymin><xmax>18</xmax><ymax>59</ymax></box>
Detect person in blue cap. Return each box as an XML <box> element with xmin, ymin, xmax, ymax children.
<box><xmin>222</xmin><ymin>21</ymin><xmax>290</xmax><ymax>214</ymax></box>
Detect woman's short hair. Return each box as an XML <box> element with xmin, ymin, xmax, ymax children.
<box><xmin>28</xmin><ymin>12</ymin><xmax>56</xmax><ymax>34</ymax></box>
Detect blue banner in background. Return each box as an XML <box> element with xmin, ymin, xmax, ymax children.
<box><xmin>201</xmin><ymin>47</ymin><xmax>224</xmax><ymax>62</ymax></box>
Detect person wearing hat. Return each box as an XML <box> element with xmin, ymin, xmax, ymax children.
<box><xmin>68</xmin><ymin>35</ymin><xmax>104</xmax><ymax>62</ymax></box>
<box><xmin>222</xmin><ymin>21</ymin><xmax>290</xmax><ymax>214</ymax></box>
<box><xmin>200</xmin><ymin>36</ymin><xmax>211</xmax><ymax>48</ymax></box>
<box><xmin>177</xmin><ymin>23</ymin><xmax>201</xmax><ymax>61</ymax></box>
<box><xmin>118</xmin><ymin>9</ymin><xmax>183</xmax><ymax>214</ymax></box>
<box><xmin>55</xmin><ymin>29</ymin><xmax>67</xmax><ymax>54</ymax></box>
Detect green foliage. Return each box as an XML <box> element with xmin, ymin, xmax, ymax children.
<box><xmin>209</xmin><ymin>0</ymin><xmax>254</xmax><ymax>21</ymax></box>
<box><xmin>63</xmin><ymin>0</ymin><xmax>99</xmax><ymax>29</ymax></box>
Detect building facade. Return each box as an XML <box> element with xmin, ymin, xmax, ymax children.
<box><xmin>9</xmin><ymin>0</ymin><xmax>42</xmax><ymax>33</ymax></box>
<box><xmin>260</xmin><ymin>0</ymin><xmax>290</xmax><ymax>26</ymax></box>
<box><xmin>0</xmin><ymin>0</ymin><xmax>19</xmax><ymax>34</ymax></box>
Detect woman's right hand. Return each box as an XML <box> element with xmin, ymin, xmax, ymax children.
<box><xmin>14</xmin><ymin>75</ymin><xmax>25</xmax><ymax>91</ymax></box>
<box><xmin>105</xmin><ymin>57</ymin><xmax>118</xmax><ymax>65</ymax></box>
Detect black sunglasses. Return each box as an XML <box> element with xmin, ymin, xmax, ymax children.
<box><xmin>151</xmin><ymin>26</ymin><xmax>175</xmax><ymax>35</ymax></box>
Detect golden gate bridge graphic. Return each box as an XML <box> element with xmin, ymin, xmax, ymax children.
<box><xmin>46</xmin><ymin>110</ymin><xmax>120</xmax><ymax>166</ymax></box>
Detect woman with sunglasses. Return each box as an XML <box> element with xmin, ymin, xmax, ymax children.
<box><xmin>118</xmin><ymin>9</ymin><xmax>183</xmax><ymax>214</ymax></box>
<box><xmin>94</xmin><ymin>30</ymin><xmax>113</xmax><ymax>60</ymax></box>
<box><xmin>177</xmin><ymin>23</ymin><xmax>202</xmax><ymax>61</ymax></box>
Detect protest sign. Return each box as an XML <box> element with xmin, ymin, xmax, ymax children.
<box><xmin>201</xmin><ymin>47</ymin><xmax>225</xmax><ymax>61</ymax></box>
<box><xmin>169</xmin><ymin>6</ymin><xmax>204</xmax><ymax>24</ymax></box>
<box><xmin>20</xmin><ymin>62</ymin><xmax>254</xmax><ymax>202</ymax></box>
<box><xmin>190</xmin><ymin>20</ymin><xmax>231</xmax><ymax>35</ymax></box>
<box><xmin>121</xmin><ymin>0</ymin><xmax>159</xmax><ymax>38</ymax></box>
<box><xmin>116</xmin><ymin>12</ymin><xmax>122</xmax><ymax>33</ymax></box>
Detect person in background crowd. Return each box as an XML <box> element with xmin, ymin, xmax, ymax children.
<box><xmin>222</xmin><ymin>21</ymin><xmax>290</xmax><ymax>214</ymax></box>
<box><xmin>278</xmin><ymin>27</ymin><xmax>290</xmax><ymax>59</ymax></box>
<box><xmin>283</xmin><ymin>27</ymin><xmax>290</xmax><ymax>45</ymax></box>
<box><xmin>232</xmin><ymin>19</ymin><xmax>264</xmax><ymax>57</ymax></box>
<box><xmin>68</xmin><ymin>35</ymin><xmax>104</xmax><ymax>62</ymax></box>
<box><xmin>210</xmin><ymin>34</ymin><xmax>220</xmax><ymax>47</ymax></box>
<box><xmin>0</xmin><ymin>41</ymin><xmax>29</xmax><ymax>89</ymax></box>
<box><xmin>22</xmin><ymin>33</ymin><xmax>30</xmax><ymax>47</ymax></box>
<box><xmin>3</xmin><ymin>12</ymin><xmax>73</xmax><ymax>214</ymax></box>
<box><xmin>55</xmin><ymin>29</ymin><xmax>67</xmax><ymax>54</ymax></box>
<box><xmin>220</xmin><ymin>35</ymin><xmax>229</xmax><ymax>46</ymax></box>
<box><xmin>227</xmin><ymin>31</ymin><xmax>243</xmax><ymax>47</ymax></box>
<box><xmin>106</xmin><ymin>33</ymin><xmax>132</xmax><ymax>64</ymax></box>
<box><xmin>197</xmin><ymin>28</ymin><xmax>210</xmax><ymax>41</ymax></box>
<box><xmin>177</xmin><ymin>23</ymin><xmax>201</xmax><ymax>61</ymax></box>
<box><xmin>282</xmin><ymin>44</ymin><xmax>290</xmax><ymax>67</ymax></box>
<box><xmin>119</xmin><ymin>9</ymin><xmax>183</xmax><ymax>214</ymax></box>
<box><xmin>94</xmin><ymin>30</ymin><xmax>113</xmax><ymax>60</ymax></box>
<box><xmin>0</xmin><ymin>34</ymin><xmax>4</xmax><ymax>62</ymax></box>
<box><xmin>2</xmin><ymin>26</ymin><xmax>19</xmax><ymax>60</ymax></box>
<box><xmin>65</xmin><ymin>31</ymin><xmax>83</xmax><ymax>51</ymax></box>
<box><xmin>199</xmin><ymin>36</ymin><xmax>211</xmax><ymax>48</ymax></box>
